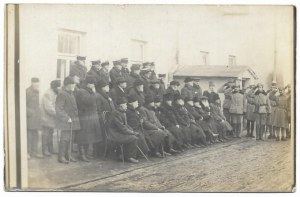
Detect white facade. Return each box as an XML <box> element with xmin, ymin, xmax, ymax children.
<box><xmin>19</xmin><ymin>5</ymin><xmax>294</xmax><ymax>95</ymax></box>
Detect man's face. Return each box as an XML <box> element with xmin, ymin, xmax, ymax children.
<box><xmin>133</xmin><ymin>69</ymin><xmax>140</xmax><ymax>75</ymax></box>
<box><xmin>258</xmin><ymin>86</ymin><xmax>263</xmax><ymax>92</ymax></box>
<box><xmin>102</xmin><ymin>85</ymin><xmax>109</xmax><ymax>93</ymax></box>
<box><xmin>136</xmin><ymin>85</ymin><xmax>144</xmax><ymax>92</ymax></box>
<box><xmin>31</xmin><ymin>82</ymin><xmax>39</xmax><ymax>91</ymax></box>
<box><xmin>194</xmin><ymin>81</ymin><xmax>200</xmax><ymax>86</ymax></box>
<box><xmin>129</xmin><ymin>101</ymin><xmax>139</xmax><ymax>109</ymax></box>
<box><xmin>154</xmin><ymin>102</ymin><xmax>161</xmax><ymax>108</ymax></box>
<box><xmin>66</xmin><ymin>84</ymin><xmax>75</xmax><ymax>92</ymax></box>
<box><xmin>166</xmin><ymin>100</ymin><xmax>172</xmax><ymax>106</ymax></box>
<box><xmin>187</xmin><ymin>81</ymin><xmax>193</xmax><ymax>86</ymax></box>
<box><xmin>150</xmin><ymin>66</ymin><xmax>155</xmax><ymax>71</ymax></box>
<box><xmin>87</xmin><ymin>83</ymin><xmax>95</xmax><ymax>90</ymax></box>
<box><xmin>171</xmin><ymin>85</ymin><xmax>178</xmax><ymax>91</ymax></box>
<box><xmin>153</xmin><ymin>83</ymin><xmax>160</xmax><ymax>89</ymax></box>
<box><xmin>73</xmin><ymin>76</ymin><xmax>80</xmax><ymax>84</ymax></box>
<box><xmin>121</xmin><ymin>63</ymin><xmax>127</xmax><ymax>68</ymax></box>
<box><xmin>103</xmin><ymin>65</ymin><xmax>109</xmax><ymax>70</ymax></box>
<box><xmin>145</xmin><ymin>72</ymin><xmax>151</xmax><ymax>78</ymax></box>
<box><xmin>194</xmin><ymin>102</ymin><xmax>200</xmax><ymax>107</ymax></box>
<box><xmin>215</xmin><ymin>99</ymin><xmax>221</xmax><ymax>105</ymax></box>
<box><xmin>119</xmin><ymin>82</ymin><xmax>127</xmax><ymax>89</ymax></box>
<box><xmin>119</xmin><ymin>103</ymin><xmax>127</xmax><ymax>111</ymax></box>
<box><xmin>187</xmin><ymin>101</ymin><xmax>194</xmax><ymax>106</ymax></box>
<box><xmin>116</xmin><ymin>65</ymin><xmax>122</xmax><ymax>70</ymax></box>
<box><xmin>149</xmin><ymin>102</ymin><xmax>155</xmax><ymax>108</ymax></box>
<box><xmin>78</xmin><ymin>60</ymin><xmax>85</xmax><ymax>67</ymax></box>
<box><xmin>94</xmin><ymin>64</ymin><xmax>101</xmax><ymax>70</ymax></box>
<box><xmin>176</xmin><ymin>99</ymin><xmax>184</xmax><ymax>106</ymax></box>
<box><xmin>209</xmin><ymin>86</ymin><xmax>215</xmax><ymax>92</ymax></box>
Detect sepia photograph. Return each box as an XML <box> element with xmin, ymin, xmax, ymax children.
<box><xmin>4</xmin><ymin>3</ymin><xmax>295</xmax><ymax>192</ymax></box>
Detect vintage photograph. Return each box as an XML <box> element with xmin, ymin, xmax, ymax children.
<box><xmin>4</xmin><ymin>4</ymin><xmax>295</xmax><ymax>192</ymax></box>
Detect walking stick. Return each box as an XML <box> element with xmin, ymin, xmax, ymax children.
<box><xmin>68</xmin><ymin>122</ymin><xmax>73</xmax><ymax>164</ymax></box>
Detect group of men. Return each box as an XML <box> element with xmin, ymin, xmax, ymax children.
<box><xmin>26</xmin><ymin>56</ymin><xmax>292</xmax><ymax>164</ymax></box>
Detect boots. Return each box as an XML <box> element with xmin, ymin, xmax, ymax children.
<box><xmin>42</xmin><ymin>133</ymin><xmax>51</xmax><ymax>156</ymax></box>
<box><xmin>256</xmin><ymin>125</ymin><xmax>260</xmax><ymax>140</ymax></box>
<box><xmin>58</xmin><ymin>140</ymin><xmax>68</xmax><ymax>164</ymax></box>
<box><xmin>236</xmin><ymin>123</ymin><xmax>241</xmax><ymax>138</ymax></box>
<box><xmin>79</xmin><ymin>145</ymin><xmax>89</xmax><ymax>162</ymax></box>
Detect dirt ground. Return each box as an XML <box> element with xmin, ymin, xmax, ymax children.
<box><xmin>28</xmin><ymin>132</ymin><xmax>295</xmax><ymax>192</ymax></box>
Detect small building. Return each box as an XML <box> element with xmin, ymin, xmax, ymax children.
<box><xmin>173</xmin><ymin>65</ymin><xmax>258</xmax><ymax>103</ymax></box>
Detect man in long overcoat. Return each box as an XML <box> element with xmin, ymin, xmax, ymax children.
<box><xmin>127</xmin><ymin>64</ymin><xmax>142</xmax><ymax>89</ymax></box>
<box><xmin>110</xmin><ymin>77</ymin><xmax>127</xmax><ymax>105</ymax></box>
<box><xmin>99</xmin><ymin>61</ymin><xmax>110</xmax><ymax>84</ymax></box>
<box><xmin>26</xmin><ymin>77</ymin><xmax>42</xmax><ymax>159</ymax></box>
<box><xmin>128</xmin><ymin>79</ymin><xmax>145</xmax><ymax>107</ymax></box>
<box><xmin>55</xmin><ymin>77</ymin><xmax>80</xmax><ymax>164</ymax></box>
<box><xmin>75</xmin><ymin>76</ymin><xmax>102</xmax><ymax>161</ymax></box>
<box><xmin>181</xmin><ymin>77</ymin><xmax>196</xmax><ymax>100</ymax></box>
<box><xmin>109</xmin><ymin>60</ymin><xmax>123</xmax><ymax>87</ymax></box>
<box><xmin>108</xmin><ymin>97</ymin><xmax>139</xmax><ymax>163</ymax></box>
<box><xmin>86</xmin><ymin>60</ymin><xmax>102</xmax><ymax>83</ymax></box>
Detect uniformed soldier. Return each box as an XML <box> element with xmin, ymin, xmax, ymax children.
<box><xmin>109</xmin><ymin>60</ymin><xmax>123</xmax><ymax>87</ymax></box>
<box><xmin>108</xmin><ymin>96</ymin><xmax>139</xmax><ymax>164</ymax></box>
<box><xmin>110</xmin><ymin>77</ymin><xmax>127</xmax><ymax>105</ymax></box>
<box><xmin>127</xmin><ymin>64</ymin><xmax>142</xmax><ymax>90</ymax></box>
<box><xmin>86</xmin><ymin>59</ymin><xmax>102</xmax><ymax>83</ymax></box>
<box><xmin>26</xmin><ymin>77</ymin><xmax>42</xmax><ymax>159</ymax></box>
<box><xmin>192</xmin><ymin>78</ymin><xmax>203</xmax><ymax>99</ymax></box>
<box><xmin>267</xmin><ymin>81</ymin><xmax>278</xmax><ymax>139</ymax></box>
<box><xmin>229</xmin><ymin>85</ymin><xmax>247</xmax><ymax>138</ymax></box>
<box><xmin>270</xmin><ymin>87</ymin><xmax>289</xmax><ymax>141</ymax></box>
<box><xmin>222</xmin><ymin>80</ymin><xmax>235</xmax><ymax>126</ymax></box>
<box><xmin>203</xmin><ymin>81</ymin><xmax>220</xmax><ymax>104</ymax></box>
<box><xmin>245</xmin><ymin>85</ymin><xmax>256</xmax><ymax>138</ymax></box>
<box><xmin>149</xmin><ymin>62</ymin><xmax>158</xmax><ymax>81</ymax></box>
<box><xmin>99</xmin><ymin>61</ymin><xmax>110</xmax><ymax>85</ymax></box>
<box><xmin>181</xmin><ymin>77</ymin><xmax>196</xmax><ymax>100</ymax></box>
<box><xmin>69</xmin><ymin>56</ymin><xmax>88</xmax><ymax>84</ymax></box>
<box><xmin>41</xmin><ymin>79</ymin><xmax>61</xmax><ymax>156</ymax></box>
<box><xmin>55</xmin><ymin>76</ymin><xmax>80</xmax><ymax>164</ymax></box>
<box><xmin>121</xmin><ymin>58</ymin><xmax>130</xmax><ymax>84</ymax></box>
<box><xmin>253</xmin><ymin>83</ymin><xmax>270</xmax><ymax>140</ymax></box>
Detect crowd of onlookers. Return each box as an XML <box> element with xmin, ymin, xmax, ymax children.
<box><xmin>26</xmin><ymin>56</ymin><xmax>292</xmax><ymax>164</ymax></box>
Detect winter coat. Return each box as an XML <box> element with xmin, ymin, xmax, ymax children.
<box><xmin>181</xmin><ymin>84</ymin><xmax>196</xmax><ymax>100</ymax></box>
<box><xmin>55</xmin><ymin>87</ymin><xmax>80</xmax><ymax>131</ymax></box>
<box><xmin>69</xmin><ymin>64</ymin><xmax>87</xmax><ymax>82</ymax></box>
<box><xmin>245</xmin><ymin>89</ymin><xmax>256</xmax><ymax>120</ymax></box>
<box><xmin>99</xmin><ymin>68</ymin><xmax>110</xmax><ymax>84</ymax></box>
<box><xmin>109</xmin><ymin>67</ymin><xmax>123</xmax><ymax>86</ymax></box>
<box><xmin>229</xmin><ymin>91</ymin><xmax>246</xmax><ymax>115</ymax></box>
<box><xmin>108</xmin><ymin>109</ymin><xmax>138</xmax><ymax>144</ymax></box>
<box><xmin>254</xmin><ymin>91</ymin><xmax>270</xmax><ymax>114</ymax></box>
<box><xmin>86</xmin><ymin>66</ymin><xmax>102</xmax><ymax>83</ymax></box>
<box><xmin>159</xmin><ymin>103</ymin><xmax>179</xmax><ymax>128</ymax></box>
<box><xmin>41</xmin><ymin>88</ymin><xmax>58</xmax><ymax>128</ymax></box>
<box><xmin>26</xmin><ymin>86</ymin><xmax>41</xmax><ymax>130</ymax></box>
<box><xmin>139</xmin><ymin>106</ymin><xmax>164</xmax><ymax>130</ymax></box>
<box><xmin>149</xmin><ymin>85</ymin><xmax>164</xmax><ymax>102</ymax></box>
<box><xmin>270</xmin><ymin>94</ymin><xmax>289</xmax><ymax>128</ymax></box>
<box><xmin>127</xmin><ymin>72</ymin><xmax>142</xmax><ymax>90</ymax></box>
<box><xmin>166</xmin><ymin>87</ymin><xmax>180</xmax><ymax>97</ymax></box>
<box><xmin>192</xmin><ymin>84</ymin><xmax>203</xmax><ymax>99</ymax></box>
<box><xmin>140</xmin><ymin>75</ymin><xmax>151</xmax><ymax>95</ymax></box>
<box><xmin>173</xmin><ymin>103</ymin><xmax>193</xmax><ymax>127</ymax></box>
<box><xmin>203</xmin><ymin>90</ymin><xmax>220</xmax><ymax>104</ymax></box>
<box><xmin>110</xmin><ymin>86</ymin><xmax>127</xmax><ymax>105</ymax></box>
<box><xmin>122</xmin><ymin>67</ymin><xmax>131</xmax><ymax>83</ymax></box>
<box><xmin>128</xmin><ymin>87</ymin><xmax>145</xmax><ymax>107</ymax></box>
<box><xmin>75</xmin><ymin>86</ymin><xmax>102</xmax><ymax>144</ymax></box>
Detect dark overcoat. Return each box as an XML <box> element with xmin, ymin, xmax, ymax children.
<box><xmin>26</xmin><ymin>86</ymin><xmax>41</xmax><ymax>130</ymax></box>
<box><xmin>55</xmin><ymin>87</ymin><xmax>80</xmax><ymax>131</ymax></box>
<box><xmin>181</xmin><ymin>84</ymin><xmax>196</xmax><ymax>100</ymax></box>
<box><xmin>110</xmin><ymin>86</ymin><xmax>127</xmax><ymax>105</ymax></box>
<box><xmin>127</xmin><ymin>72</ymin><xmax>142</xmax><ymax>90</ymax></box>
<box><xmin>86</xmin><ymin>66</ymin><xmax>102</xmax><ymax>83</ymax></box>
<box><xmin>69</xmin><ymin>64</ymin><xmax>87</xmax><ymax>82</ymax></box>
<box><xmin>270</xmin><ymin>94</ymin><xmax>289</xmax><ymax>128</ymax></box>
<box><xmin>99</xmin><ymin>68</ymin><xmax>110</xmax><ymax>84</ymax></box>
<box><xmin>128</xmin><ymin>87</ymin><xmax>145</xmax><ymax>107</ymax></box>
<box><xmin>109</xmin><ymin>67</ymin><xmax>123</xmax><ymax>86</ymax></box>
<box><xmin>75</xmin><ymin>86</ymin><xmax>102</xmax><ymax>144</ymax></box>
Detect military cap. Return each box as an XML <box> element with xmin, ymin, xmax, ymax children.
<box><xmin>150</xmin><ymin>62</ymin><xmax>155</xmax><ymax>66</ymax></box>
<box><xmin>95</xmin><ymin>79</ymin><xmax>109</xmax><ymax>89</ymax></box>
<box><xmin>116</xmin><ymin>97</ymin><xmax>128</xmax><ymax>105</ymax></box>
<box><xmin>140</xmin><ymin>69</ymin><xmax>151</xmax><ymax>75</ymax></box>
<box><xmin>173</xmin><ymin>93</ymin><xmax>183</xmax><ymax>101</ymax></box>
<box><xmin>158</xmin><ymin>74</ymin><xmax>166</xmax><ymax>78</ymax></box>
<box><xmin>131</xmin><ymin>64</ymin><xmax>141</xmax><ymax>71</ymax></box>
<box><xmin>134</xmin><ymin>79</ymin><xmax>144</xmax><ymax>87</ymax></box>
<box><xmin>170</xmin><ymin>80</ymin><xmax>180</xmax><ymax>86</ymax></box>
<box><xmin>120</xmin><ymin>58</ymin><xmax>129</xmax><ymax>64</ymax></box>
<box><xmin>193</xmin><ymin>77</ymin><xmax>201</xmax><ymax>81</ymax></box>
<box><xmin>91</xmin><ymin>60</ymin><xmax>101</xmax><ymax>65</ymax></box>
<box><xmin>113</xmin><ymin>60</ymin><xmax>121</xmax><ymax>66</ymax></box>
<box><xmin>127</xmin><ymin>95</ymin><xmax>138</xmax><ymax>104</ymax></box>
<box><xmin>31</xmin><ymin>77</ymin><xmax>39</xmax><ymax>83</ymax></box>
<box><xmin>154</xmin><ymin>96</ymin><xmax>161</xmax><ymax>103</ymax></box>
<box><xmin>145</xmin><ymin>95</ymin><xmax>154</xmax><ymax>105</ymax></box>
<box><xmin>85</xmin><ymin>75</ymin><xmax>97</xmax><ymax>84</ymax></box>
<box><xmin>77</xmin><ymin>56</ymin><xmax>86</xmax><ymax>61</ymax></box>
<box><xmin>142</xmin><ymin>62</ymin><xmax>151</xmax><ymax>68</ymax></box>
<box><xmin>116</xmin><ymin>77</ymin><xmax>126</xmax><ymax>84</ymax></box>
<box><xmin>163</xmin><ymin>93</ymin><xmax>173</xmax><ymax>101</ymax></box>
<box><xmin>257</xmin><ymin>83</ymin><xmax>263</xmax><ymax>88</ymax></box>
<box><xmin>50</xmin><ymin>79</ymin><xmax>61</xmax><ymax>89</ymax></box>
<box><xmin>63</xmin><ymin>76</ymin><xmax>75</xmax><ymax>86</ymax></box>
<box><xmin>184</xmin><ymin>77</ymin><xmax>194</xmax><ymax>83</ymax></box>
<box><xmin>101</xmin><ymin>61</ymin><xmax>109</xmax><ymax>67</ymax></box>
<box><xmin>271</xmin><ymin>80</ymin><xmax>277</xmax><ymax>86</ymax></box>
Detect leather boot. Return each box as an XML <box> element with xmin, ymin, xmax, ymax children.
<box><xmin>58</xmin><ymin>141</ymin><xmax>68</xmax><ymax>164</ymax></box>
<box><xmin>42</xmin><ymin>133</ymin><xmax>51</xmax><ymax>156</ymax></box>
<box><xmin>79</xmin><ymin>145</ymin><xmax>89</xmax><ymax>162</ymax></box>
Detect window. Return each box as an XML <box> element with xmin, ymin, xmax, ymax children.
<box><xmin>131</xmin><ymin>39</ymin><xmax>147</xmax><ymax>64</ymax></box>
<box><xmin>200</xmin><ymin>51</ymin><xmax>209</xmax><ymax>65</ymax></box>
<box><xmin>57</xmin><ymin>29</ymin><xmax>86</xmax><ymax>80</ymax></box>
<box><xmin>229</xmin><ymin>55</ymin><xmax>236</xmax><ymax>66</ymax></box>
